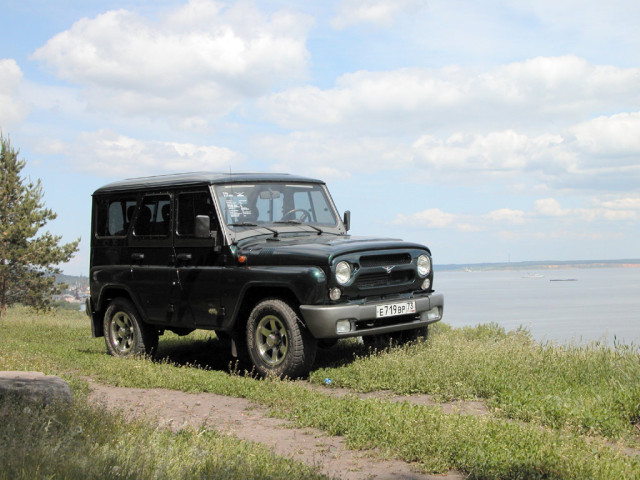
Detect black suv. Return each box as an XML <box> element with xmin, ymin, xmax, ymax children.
<box><xmin>86</xmin><ymin>173</ymin><xmax>443</xmax><ymax>377</ymax></box>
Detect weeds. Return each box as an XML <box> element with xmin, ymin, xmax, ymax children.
<box><xmin>0</xmin><ymin>396</ymin><xmax>328</xmax><ymax>480</ymax></box>
<box><xmin>1</xmin><ymin>307</ymin><xmax>640</xmax><ymax>479</ymax></box>
<box><xmin>311</xmin><ymin>322</ymin><xmax>640</xmax><ymax>441</ymax></box>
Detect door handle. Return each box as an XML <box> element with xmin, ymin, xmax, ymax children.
<box><xmin>131</xmin><ymin>253</ymin><xmax>145</xmax><ymax>263</ymax></box>
<box><xmin>176</xmin><ymin>253</ymin><xmax>192</xmax><ymax>265</ymax></box>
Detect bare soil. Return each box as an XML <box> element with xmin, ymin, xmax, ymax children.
<box><xmin>87</xmin><ymin>378</ymin><xmax>468</xmax><ymax>480</ymax></box>
<box><xmin>301</xmin><ymin>382</ymin><xmax>490</xmax><ymax>417</ymax></box>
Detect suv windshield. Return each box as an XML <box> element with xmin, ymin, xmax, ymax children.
<box><xmin>214</xmin><ymin>183</ymin><xmax>338</xmax><ymax>230</ymax></box>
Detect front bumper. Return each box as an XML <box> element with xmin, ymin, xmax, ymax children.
<box><xmin>300</xmin><ymin>292</ymin><xmax>444</xmax><ymax>339</ymax></box>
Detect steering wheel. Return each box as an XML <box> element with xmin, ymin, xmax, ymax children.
<box><xmin>281</xmin><ymin>208</ymin><xmax>311</xmax><ymax>222</ymax></box>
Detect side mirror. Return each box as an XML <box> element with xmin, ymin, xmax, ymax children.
<box><xmin>195</xmin><ymin>215</ymin><xmax>211</xmax><ymax>239</ymax></box>
<box><xmin>343</xmin><ymin>210</ymin><xmax>351</xmax><ymax>232</ymax></box>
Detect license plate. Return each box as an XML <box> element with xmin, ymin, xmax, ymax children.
<box><xmin>376</xmin><ymin>300</ymin><xmax>416</xmax><ymax>318</ymax></box>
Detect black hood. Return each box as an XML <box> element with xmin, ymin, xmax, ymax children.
<box><xmin>237</xmin><ymin>234</ymin><xmax>430</xmax><ymax>267</ymax></box>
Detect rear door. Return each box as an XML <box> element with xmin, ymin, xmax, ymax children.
<box><xmin>129</xmin><ymin>193</ymin><xmax>175</xmax><ymax>324</ymax></box>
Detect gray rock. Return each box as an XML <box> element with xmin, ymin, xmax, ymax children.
<box><xmin>0</xmin><ymin>371</ymin><xmax>73</xmax><ymax>407</ymax></box>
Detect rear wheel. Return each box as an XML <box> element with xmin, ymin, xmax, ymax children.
<box><xmin>103</xmin><ymin>298</ymin><xmax>158</xmax><ymax>357</ymax></box>
<box><xmin>246</xmin><ymin>298</ymin><xmax>317</xmax><ymax>378</ymax></box>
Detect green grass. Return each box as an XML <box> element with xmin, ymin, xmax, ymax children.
<box><xmin>1</xmin><ymin>307</ymin><xmax>639</xmax><ymax>479</ymax></box>
<box><xmin>0</xmin><ymin>396</ymin><xmax>328</xmax><ymax>480</ymax></box>
<box><xmin>310</xmin><ymin>322</ymin><xmax>640</xmax><ymax>440</ymax></box>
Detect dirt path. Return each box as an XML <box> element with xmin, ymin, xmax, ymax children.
<box><xmin>301</xmin><ymin>382</ymin><xmax>489</xmax><ymax>417</ymax></box>
<box><xmin>87</xmin><ymin>379</ymin><xmax>465</xmax><ymax>480</ymax></box>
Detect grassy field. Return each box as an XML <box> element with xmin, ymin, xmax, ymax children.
<box><xmin>1</xmin><ymin>306</ymin><xmax>639</xmax><ymax>479</ymax></box>
<box><xmin>0</xmin><ymin>396</ymin><xmax>329</xmax><ymax>480</ymax></box>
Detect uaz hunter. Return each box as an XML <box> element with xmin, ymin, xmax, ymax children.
<box><xmin>86</xmin><ymin>173</ymin><xmax>444</xmax><ymax>377</ymax></box>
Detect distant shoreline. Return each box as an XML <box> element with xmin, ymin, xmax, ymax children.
<box><xmin>59</xmin><ymin>258</ymin><xmax>640</xmax><ymax>283</ymax></box>
<box><xmin>435</xmin><ymin>259</ymin><xmax>640</xmax><ymax>272</ymax></box>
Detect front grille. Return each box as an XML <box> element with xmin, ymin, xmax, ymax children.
<box><xmin>356</xmin><ymin>270</ymin><xmax>415</xmax><ymax>289</ymax></box>
<box><xmin>360</xmin><ymin>253</ymin><xmax>411</xmax><ymax>267</ymax></box>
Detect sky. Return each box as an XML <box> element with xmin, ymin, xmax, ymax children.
<box><xmin>1</xmin><ymin>0</ymin><xmax>639</xmax><ymax>275</ymax></box>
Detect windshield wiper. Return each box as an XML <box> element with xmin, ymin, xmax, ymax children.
<box><xmin>274</xmin><ymin>220</ymin><xmax>323</xmax><ymax>235</ymax></box>
<box><xmin>229</xmin><ymin>222</ymin><xmax>279</xmax><ymax>238</ymax></box>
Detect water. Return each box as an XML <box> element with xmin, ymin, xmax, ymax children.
<box><xmin>435</xmin><ymin>267</ymin><xmax>640</xmax><ymax>345</ymax></box>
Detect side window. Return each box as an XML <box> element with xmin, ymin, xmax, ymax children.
<box><xmin>177</xmin><ymin>191</ymin><xmax>216</xmax><ymax>236</ymax></box>
<box><xmin>95</xmin><ymin>197</ymin><xmax>137</xmax><ymax>237</ymax></box>
<box><xmin>134</xmin><ymin>194</ymin><xmax>171</xmax><ymax>237</ymax></box>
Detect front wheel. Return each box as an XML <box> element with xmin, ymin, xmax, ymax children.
<box><xmin>103</xmin><ymin>298</ymin><xmax>158</xmax><ymax>357</ymax></box>
<box><xmin>246</xmin><ymin>299</ymin><xmax>317</xmax><ymax>378</ymax></box>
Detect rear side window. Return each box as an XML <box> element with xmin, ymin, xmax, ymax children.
<box><xmin>95</xmin><ymin>197</ymin><xmax>137</xmax><ymax>237</ymax></box>
<box><xmin>133</xmin><ymin>195</ymin><xmax>171</xmax><ymax>237</ymax></box>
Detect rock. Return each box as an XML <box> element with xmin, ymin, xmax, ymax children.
<box><xmin>0</xmin><ymin>371</ymin><xmax>73</xmax><ymax>407</ymax></box>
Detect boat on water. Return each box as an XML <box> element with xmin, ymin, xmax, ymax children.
<box><xmin>523</xmin><ymin>273</ymin><xmax>544</xmax><ymax>278</ymax></box>
<box><xmin>550</xmin><ymin>278</ymin><xmax>578</xmax><ymax>282</ymax></box>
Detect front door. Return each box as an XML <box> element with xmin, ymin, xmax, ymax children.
<box><xmin>173</xmin><ymin>190</ymin><xmax>223</xmax><ymax>328</ymax></box>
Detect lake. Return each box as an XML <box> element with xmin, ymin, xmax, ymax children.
<box><xmin>435</xmin><ymin>267</ymin><xmax>640</xmax><ymax>346</ymax></box>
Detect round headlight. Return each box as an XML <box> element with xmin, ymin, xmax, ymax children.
<box><xmin>335</xmin><ymin>261</ymin><xmax>352</xmax><ymax>285</ymax></box>
<box><xmin>417</xmin><ymin>255</ymin><xmax>431</xmax><ymax>277</ymax></box>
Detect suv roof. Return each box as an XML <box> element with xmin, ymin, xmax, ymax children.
<box><xmin>93</xmin><ymin>172</ymin><xmax>324</xmax><ymax>194</ymax></box>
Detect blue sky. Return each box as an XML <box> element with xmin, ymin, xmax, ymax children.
<box><xmin>1</xmin><ymin>0</ymin><xmax>639</xmax><ymax>274</ymax></box>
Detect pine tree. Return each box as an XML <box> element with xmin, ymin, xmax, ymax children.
<box><xmin>0</xmin><ymin>133</ymin><xmax>80</xmax><ymax>317</ymax></box>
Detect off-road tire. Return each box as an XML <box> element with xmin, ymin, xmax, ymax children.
<box><xmin>246</xmin><ymin>298</ymin><xmax>317</xmax><ymax>378</ymax></box>
<box><xmin>103</xmin><ymin>298</ymin><xmax>158</xmax><ymax>357</ymax></box>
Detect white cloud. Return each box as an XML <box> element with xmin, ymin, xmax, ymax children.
<box><xmin>412</xmin><ymin>130</ymin><xmax>566</xmax><ymax>173</ymax></box>
<box><xmin>533</xmin><ymin>197</ymin><xmax>637</xmax><ymax>222</ymax></box>
<box><xmin>392</xmin><ymin>195</ymin><xmax>638</xmax><ymax>237</ymax></box>
<box><xmin>456</xmin><ymin>223</ymin><xmax>484</xmax><ymax>233</ymax></box>
<box><xmin>533</xmin><ymin>198</ymin><xmax>568</xmax><ymax>217</ymax></box>
<box><xmin>43</xmin><ymin>129</ymin><xmax>243</xmax><ymax>177</ymax></box>
<box><xmin>393</xmin><ymin>206</ymin><xmax>528</xmax><ymax>232</ymax></box>
<box><xmin>484</xmin><ymin>208</ymin><xmax>526</xmax><ymax>225</ymax></box>
<box><xmin>572</xmin><ymin>112</ymin><xmax>640</xmax><ymax>159</ymax></box>
<box><xmin>254</xmin><ymin>131</ymin><xmax>411</xmax><ymax>179</ymax></box>
<box><xmin>257</xmin><ymin>106</ymin><xmax>640</xmax><ymax>193</ymax></box>
<box><xmin>255</xmin><ymin>128</ymin><xmax>568</xmax><ymax>186</ymax></box>
<box><xmin>331</xmin><ymin>0</ymin><xmax>427</xmax><ymax>29</ymax></box>
<box><xmin>394</xmin><ymin>208</ymin><xmax>457</xmax><ymax>229</ymax></box>
<box><xmin>261</xmin><ymin>56</ymin><xmax>640</xmax><ymax>133</ymax></box>
<box><xmin>596</xmin><ymin>195</ymin><xmax>640</xmax><ymax>210</ymax></box>
<box><xmin>579</xmin><ymin>208</ymin><xmax>636</xmax><ymax>222</ymax></box>
<box><xmin>31</xmin><ymin>0</ymin><xmax>312</xmax><ymax>118</ymax></box>
<box><xmin>0</xmin><ymin>59</ymin><xmax>28</xmax><ymax>128</ymax></box>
